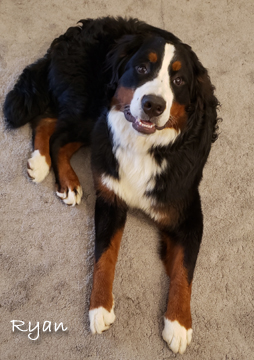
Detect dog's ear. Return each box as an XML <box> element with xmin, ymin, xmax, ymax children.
<box><xmin>106</xmin><ymin>34</ymin><xmax>144</xmax><ymax>85</ymax></box>
<box><xmin>171</xmin><ymin>45</ymin><xmax>221</xmax><ymax>185</ymax></box>
<box><xmin>187</xmin><ymin>47</ymin><xmax>220</xmax><ymax>145</ymax></box>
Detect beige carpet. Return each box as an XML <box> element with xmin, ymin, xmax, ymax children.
<box><xmin>0</xmin><ymin>0</ymin><xmax>253</xmax><ymax>359</ymax></box>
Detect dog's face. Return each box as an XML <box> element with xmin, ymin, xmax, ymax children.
<box><xmin>111</xmin><ymin>36</ymin><xmax>193</xmax><ymax>135</ymax></box>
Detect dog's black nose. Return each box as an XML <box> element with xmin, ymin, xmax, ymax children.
<box><xmin>141</xmin><ymin>95</ymin><xmax>166</xmax><ymax>118</ymax></box>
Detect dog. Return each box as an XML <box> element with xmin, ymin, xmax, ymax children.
<box><xmin>3</xmin><ymin>16</ymin><xmax>220</xmax><ymax>354</ymax></box>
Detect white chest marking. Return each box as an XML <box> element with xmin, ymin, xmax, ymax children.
<box><xmin>102</xmin><ymin>109</ymin><xmax>179</xmax><ymax>216</ymax></box>
<box><xmin>102</xmin><ymin>146</ymin><xmax>167</xmax><ymax>211</ymax></box>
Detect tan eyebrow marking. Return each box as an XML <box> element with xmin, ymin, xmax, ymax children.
<box><xmin>148</xmin><ymin>52</ymin><xmax>158</xmax><ymax>63</ymax></box>
<box><xmin>172</xmin><ymin>61</ymin><xmax>182</xmax><ymax>71</ymax></box>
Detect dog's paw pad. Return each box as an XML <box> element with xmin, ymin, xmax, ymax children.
<box><xmin>56</xmin><ymin>186</ymin><xmax>83</xmax><ymax>206</ymax></box>
<box><xmin>27</xmin><ymin>150</ymin><xmax>50</xmax><ymax>183</ymax></box>
<box><xmin>162</xmin><ymin>319</ymin><xmax>193</xmax><ymax>354</ymax></box>
<box><xmin>89</xmin><ymin>306</ymin><xmax>116</xmax><ymax>334</ymax></box>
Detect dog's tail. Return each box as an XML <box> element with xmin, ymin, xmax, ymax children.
<box><xmin>3</xmin><ymin>56</ymin><xmax>51</xmax><ymax>129</ymax></box>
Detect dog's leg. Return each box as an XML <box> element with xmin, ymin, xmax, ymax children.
<box><xmin>89</xmin><ymin>190</ymin><xmax>127</xmax><ymax>334</ymax></box>
<box><xmin>49</xmin><ymin>130</ymin><xmax>83</xmax><ymax>206</ymax></box>
<box><xmin>27</xmin><ymin>117</ymin><xmax>57</xmax><ymax>183</ymax></box>
<box><xmin>55</xmin><ymin>142</ymin><xmax>83</xmax><ymax>206</ymax></box>
<box><xmin>159</xmin><ymin>196</ymin><xmax>203</xmax><ymax>354</ymax></box>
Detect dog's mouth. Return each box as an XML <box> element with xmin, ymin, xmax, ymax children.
<box><xmin>124</xmin><ymin>107</ymin><xmax>157</xmax><ymax>135</ymax></box>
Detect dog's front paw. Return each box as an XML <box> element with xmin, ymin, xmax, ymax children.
<box><xmin>89</xmin><ymin>306</ymin><xmax>116</xmax><ymax>334</ymax></box>
<box><xmin>27</xmin><ymin>150</ymin><xmax>50</xmax><ymax>183</ymax></box>
<box><xmin>162</xmin><ymin>318</ymin><xmax>193</xmax><ymax>354</ymax></box>
<box><xmin>56</xmin><ymin>185</ymin><xmax>83</xmax><ymax>206</ymax></box>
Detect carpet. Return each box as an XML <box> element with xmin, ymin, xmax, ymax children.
<box><xmin>0</xmin><ymin>0</ymin><xmax>253</xmax><ymax>359</ymax></box>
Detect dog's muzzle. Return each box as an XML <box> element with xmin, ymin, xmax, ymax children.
<box><xmin>124</xmin><ymin>95</ymin><xmax>168</xmax><ymax>135</ymax></box>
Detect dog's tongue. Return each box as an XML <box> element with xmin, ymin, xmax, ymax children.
<box><xmin>132</xmin><ymin>118</ymin><xmax>156</xmax><ymax>135</ymax></box>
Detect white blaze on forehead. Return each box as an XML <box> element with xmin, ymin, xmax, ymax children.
<box><xmin>130</xmin><ymin>43</ymin><xmax>175</xmax><ymax>127</ymax></box>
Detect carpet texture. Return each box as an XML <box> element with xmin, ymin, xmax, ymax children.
<box><xmin>0</xmin><ymin>0</ymin><xmax>253</xmax><ymax>359</ymax></box>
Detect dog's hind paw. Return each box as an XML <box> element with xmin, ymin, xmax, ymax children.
<box><xmin>56</xmin><ymin>185</ymin><xmax>83</xmax><ymax>206</ymax></box>
<box><xmin>162</xmin><ymin>318</ymin><xmax>193</xmax><ymax>354</ymax></box>
<box><xmin>27</xmin><ymin>150</ymin><xmax>50</xmax><ymax>183</ymax></box>
<box><xmin>89</xmin><ymin>306</ymin><xmax>116</xmax><ymax>334</ymax></box>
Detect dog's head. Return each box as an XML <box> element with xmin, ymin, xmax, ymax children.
<box><xmin>108</xmin><ymin>34</ymin><xmax>219</xmax><ymax>143</ymax></box>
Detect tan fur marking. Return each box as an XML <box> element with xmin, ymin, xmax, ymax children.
<box><xmin>57</xmin><ymin>142</ymin><xmax>83</xmax><ymax>192</ymax></box>
<box><xmin>161</xmin><ymin>236</ymin><xmax>192</xmax><ymax>329</ymax></box>
<box><xmin>152</xmin><ymin>203</ymin><xmax>181</xmax><ymax>227</ymax></box>
<box><xmin>34</xmin><ymin>117</ymin><xmax>57</xmax><ymax>166</ymax></box>
<box><xmin>90</xmin><ymin>228</ymin><xmax>124</xmax><ymax>311</ymax></box>
<box><xmin>92</xmin><ymin>174</ymin><xmax>120</xmax><ymax>205</ymax></box>
<box><xmin>168</xmin><ymin>102</ymin><xmax>187</xmax><ymax>131</ymax></box>
<box><xmin>111</xmin><ymin>86</ymin><xmax>135</xmax><ymax>111</ymax></box>
<box><xmin>148</xmin><ymin>52</ymin><xmax>158</xmax><ymax>63</ymax></box>
<box><xmin>172</xmin><ymin>61</ymin><xmax>182</xmax><ymax>71</ymax></box>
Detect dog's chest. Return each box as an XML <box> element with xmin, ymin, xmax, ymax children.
<box><xmin>102</xmin><ymin>146</ymin><xmax>165</xmax><ymax>211</ymax></box>
<box><xmin>102</xmin><ymin>110</ymin><xmax>170</xmax><ymax>213</ymax></box>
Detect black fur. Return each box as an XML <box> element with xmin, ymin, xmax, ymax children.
<box><xmin>4</xmin><ymin>57</ymin><xmax>51</xmax><ymax>129</ymax></box>
<box><xmin>3</xmin><ymin>15</ymin><xmax>220</xmax><ymax>262</ymax></box>
<box><xmin>94</xmin><ymin>195</ymin><xmax>127</xmax><ymax>262</ymax></box>
<box><xmin>4</xmin><ymin>17</ymin><xmax>180</xmax><ymax>130</ymax></box>
<box><xmin>159</xmin><ymin>191</ymin><xmax>203</xmax><ymax>284</ymax></box>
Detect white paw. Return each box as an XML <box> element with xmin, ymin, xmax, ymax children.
<box><xmin>56</xmin><ymin>186</ymin><xmax>83</xmax><ymax>206</ymax></box>
<box><xmin>162</xmin><ymin>318</ymin><xmax>193</xmax><ymax>354</ymax></box>
<box><xmin>27</xmin><ymin>150</ymin><xmax>50</xmax><ymax>183</ymax></box>
<box><xmin>89</xmin><ymin>306</ymin><xmax>116</xmax><ymax>334</ymax></box>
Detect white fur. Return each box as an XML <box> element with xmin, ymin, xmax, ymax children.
<box><xmin>56</xmin><ymin>186</ymin><xmax>83</xmax><ymax>206</ymax></box>
<box><xmin>162</xmin><ymin>319</ymin><xmax>193</xmax><ymax>354</ymax></box>
<box><xmin>27</xmin><ymin>150</ymin><xmax>50</xmax><ymax>183</ymax></box>
<box><xmin>89</xmin><ymin>306</ymin><xmax>116</xmax><ymax>334</ymax></box>
<box><xmin>104</xmin><ymin>109</ymin><xmax>179</xmax><ymax>218</ymax></box>
<box><xmin>130</xmin><ymin>43</ymin><xmax>175</xmax><ymax>127</ymax></box>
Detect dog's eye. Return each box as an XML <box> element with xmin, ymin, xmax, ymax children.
<box><xmin>173</xmin><ymin>77</ymin><xmax>183</xmax><ymax>86</ymax></box>
<box><xmin>136</xmin><ymin>64</ymin><xmax>148</xmax><ymax>74</ymax></box>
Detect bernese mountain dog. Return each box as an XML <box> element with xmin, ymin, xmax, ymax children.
<box><xmin>3</xmin><ymin>17</ymin><xmax>220</xmax><ymax>354</ymax></box>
